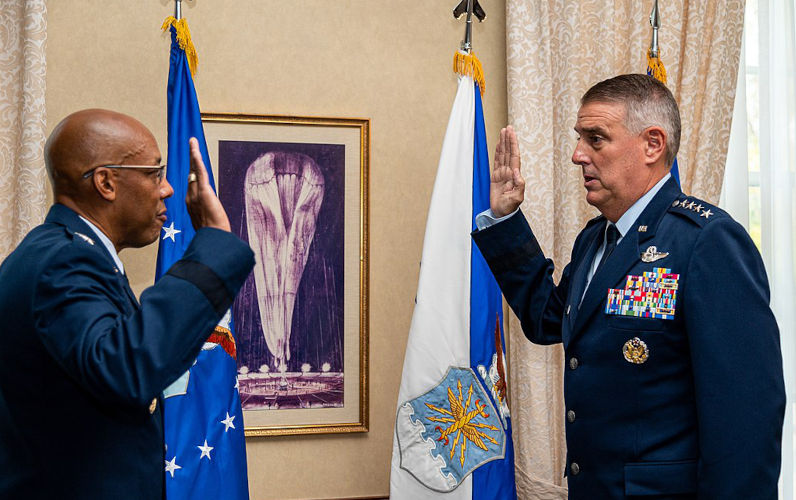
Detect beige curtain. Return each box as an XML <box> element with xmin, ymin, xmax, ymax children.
<box><xmin>0</xmin><ymin>0</ymin><xmax>48</xmax><ymax>260</ymax></box>
<box><xmin>504</xmin><ymin>1</ymin><xmax>745</xmax><ymax>497</ymax></box>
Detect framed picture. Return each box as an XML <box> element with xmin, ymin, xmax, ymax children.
<box><xmin>203</xmin><ymin>113</ymin><xmax>369</xmax><ymax>437</ymax></box>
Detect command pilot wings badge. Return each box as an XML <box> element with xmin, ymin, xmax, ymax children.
<box><xmin>395</xmin><ymin>367</ymin><xmax>506</xmax><ymax>492</ymax></box>
<box><xmin>641</xmin><ymin>245</ymin><xmax>669</xmax><ymax>263</ymax></box>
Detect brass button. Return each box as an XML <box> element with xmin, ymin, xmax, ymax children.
<box><xmin>149</xmin><ymin>398</ymin><xmax>157</xmax><ymax>414</ymax></box>
<box><xmin>567</xmin><ymin>410</ymin><xmax>576</xmax><ymax>423</ymax></box>
<box><xmin>570</xmin><ymin>462</ymin><xmax>580</xmax><ymax>475</ymax></box>
<box><xmin>569</xmin><ymin>357</ymin><xmax>579</xmax><ymax>370</ymax></box>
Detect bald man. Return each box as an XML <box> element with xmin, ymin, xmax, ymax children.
<box><xmin>0</xmin><ymin>109</ymin><xmax>255</xmax><ymax>499</ymax></box>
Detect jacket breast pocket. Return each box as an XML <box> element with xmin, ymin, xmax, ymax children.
<box><xmin>607</xmin><ymin>315</ymin><xmax>667</xmax><ymax>332</ymax></box>
<box><xmin>624</xmin><ymin>459</ymin><xmax>697</xmax><ymax>496</ymax></box>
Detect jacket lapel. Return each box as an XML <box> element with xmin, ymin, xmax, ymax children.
<box><xmin>566</xmin><ymin>222</ymin><xmax>603</xmax><ymax>333</ymax></box>
<box><xmin>570</xmin><ymin>177</ymin><xmax>682</xmax><ymax>338</ymax></box>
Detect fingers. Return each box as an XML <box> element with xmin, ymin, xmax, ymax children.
<box><xmin>188</xmin><ymin>137</ymin><xmax>209</xmax><ymax>187</ymax></box>
<box><xmin>493</xmin><ymin>128</ymin><xmax>504</xmax><ymax>173</ymax></box>
<box><xmin>513</xmin><ymin>166</ymin><xmax>526</xmax><ymax>191</ymax></box>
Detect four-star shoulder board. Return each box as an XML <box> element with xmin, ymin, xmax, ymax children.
<box><xmin>669</xmin><ymin>197</ymin><xmax>718</xmax><ymax>226</ymax></box>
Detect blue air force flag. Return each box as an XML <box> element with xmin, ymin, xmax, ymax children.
<box><xmin>389</xmin><ymin>54</ymin><xmax>517</xmax><ymax>500</ymax></box>
<box><xmin>157</xmin><ymin>18</ymin><xmax>249</xmax><ymax>500</ymax></box>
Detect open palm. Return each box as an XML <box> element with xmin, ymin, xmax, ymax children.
<box><xmin>490</xmin><ymin>126</ymin><xmax>525</xmax><ymax>217</ymax></box>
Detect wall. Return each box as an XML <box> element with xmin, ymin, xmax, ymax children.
<box><xmin>46</xmin><ymin>1</ymin><xmax>507</xmax><ymax>498</ymax></box>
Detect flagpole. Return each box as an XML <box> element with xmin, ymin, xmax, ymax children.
<box><xmin>461</xmin><ymin>0</ymin><xmax>474</xmax><ymax>53</ymax></box>
<box><xmin>175</xmin><ymin>0</ymin><xmax>182</xmax><ymax>20</ymax></box>
<box><xmin>649</xmin><ymin>0</ymin><xmax>660</xmax><ymax>59</ymax></box>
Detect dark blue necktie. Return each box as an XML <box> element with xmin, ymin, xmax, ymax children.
<box><xmin>596</xmin><ymin>223</ymin><xmax>620</xmax><ymax>272</ymax></box>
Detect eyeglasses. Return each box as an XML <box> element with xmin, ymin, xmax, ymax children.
<box><xmin>82</xmin><ymin>164</ymin><xmax>167</xmax><ymax>182</ymax></box>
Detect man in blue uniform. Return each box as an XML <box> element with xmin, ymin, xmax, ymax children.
<box><xmin>472</xmin><ymin>74</ymin><xmax>785</xmax><ymax>498</ymax></box>
<box><xmin>0</xmin><ymin>109</ymin><xmax>255</xmax><ymax>499</ymax></box>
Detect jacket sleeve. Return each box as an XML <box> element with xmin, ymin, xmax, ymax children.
<box><xmin>683</xmin><ymin>217</ymin><xmax>785</xmax><ymax>498</ymax></box>
<box><xmin>472</xmin><ymin>211</ymin><xmax>569</xmax><ymax>345</ymax></box>
<box><xmin>32</xmin><ymin>228</ymin><xmax>255</xmax><ymax>408</ymax></box>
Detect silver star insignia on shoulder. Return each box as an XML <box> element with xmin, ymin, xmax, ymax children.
<box><xmin>641</xmin><ymin>245</ymin><xmax>669</xmax><ymax>263</ymax></box>
<box><xmin>74</xmin><ymin>232</ymin><xmax>95</xmax><ymax>245</ymax></box>
<box><xmin>672</xmin><ymin>200</ymin><xmax>681</xmax><ymax>208</ymax></box>
<box><xmin>700</xmin><ymin>209</ymin><xmax>713</xmax><ymax>218</ymax></box>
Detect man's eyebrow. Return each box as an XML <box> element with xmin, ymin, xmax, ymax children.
<box><xmin>574</xmin><ymin>125</ymin><xmax>609</xmax><ymax>135</ymax></box>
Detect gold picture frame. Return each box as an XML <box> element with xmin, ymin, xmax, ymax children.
<box><xmin>202</xmin><ymin>113</ymin><xmax>369</xmax><ymax>437</ymax></box>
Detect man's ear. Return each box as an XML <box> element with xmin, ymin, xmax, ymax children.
<box><xmin>92</xmin><ymin>169</ymin><xmax>117</xmax><ymax>201</ymax></box>
<box><xmin>642</xmin><ymin>126</ymin><xmax>667</xmax><ymax>166</ymax></box>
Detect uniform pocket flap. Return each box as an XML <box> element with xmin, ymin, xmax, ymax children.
<box><xmin>624</xmin><ymin>460</ymin><xmax>697</xmax><ymax>496</ymax></box>
<box><xmin>607</xmin><ymin>315</ymin><xmax>667</xmax><ymax>331</ymax></box>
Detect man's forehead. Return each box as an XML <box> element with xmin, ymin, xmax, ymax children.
<box><xmin>575</xmin><ymin>101</ymin><xmax>626</xmax><ymax>129</ymax></box>
<box><xmin>124</xmin><ymin>127</ymin><xmax>161</xmax><ymax>160</ymax></box>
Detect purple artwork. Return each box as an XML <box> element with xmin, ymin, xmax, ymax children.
<box><xmin>218</xmin><ymin>140</ymin><xmax>345</xmax><ymax>411</ymax></box>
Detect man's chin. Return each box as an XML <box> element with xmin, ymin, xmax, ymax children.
<box><xmin>584</xmin><ymin>190</ymin><xmax>603</xmax><ymax>209</ymax></box>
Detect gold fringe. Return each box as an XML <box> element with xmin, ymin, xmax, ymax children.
<box><xmin>161</xmin><ymin>16</ymin><xmax>198</xmax><ymax>76</ymax></box>
<box><xmin>453</xmin><ymin>51</ymin><xmax>486</xmax><ymax>95</ymax></box>
<box><xmin>646</xmin><ymin>49</ymin><xmax>667</xmax><ymax>85</ymax></box>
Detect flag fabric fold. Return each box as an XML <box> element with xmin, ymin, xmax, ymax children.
<box><xmin>389</xmin><ymin>55</ymin><xmax>517</xmax><ymax>500</ymax></box>
<box><xmin>157</xmin><ymin>20</ymin><xmax>249</xmax><ymax>500</ymax></box>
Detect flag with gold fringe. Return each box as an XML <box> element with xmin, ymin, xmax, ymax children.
<box><xmin>156</xmin><ymin>17</ymin><xmax>250</xmax><ymax>500</ymax></box>
<box><xmin>389</xmin><ymin>51</ymin><xmax>517</xmax><ymax>500</ymax></box>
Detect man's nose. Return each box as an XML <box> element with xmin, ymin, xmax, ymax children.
<box><xmin>160</xmin><ymin>178</ymin><xmax>174</xmax><ymax>199</ymax></box>
<box><xmin>572</xmin><ymin>142</ymin><xmax>588</xmax><ymax>165</ymax></box>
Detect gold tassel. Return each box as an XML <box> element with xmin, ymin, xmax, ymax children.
<box><xmin>161</xmin><ymin>16</ymin><xmax>199</xmax><ymax>76</ymax></box>
<box><xmin>646</xmin><ymin>49</ymin><xmax>667</xmax><ymax>85</ymax></box>
<box><xmin>453</xmin><ymin>51</ymin><xmax>486</xmax><ymax>95</ymax></box>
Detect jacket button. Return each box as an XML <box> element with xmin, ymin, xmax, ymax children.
<box><xmin>569</xmin><ymin>357</ymin><xmax>579</xmax><ymax>370</ymax></box>
<box><xmin>570</xmin><ymin>462</ymin><xmax>580</xmax><ymax>475</ymax></box>
<box><xmin>567</xmin><ymin>410</ymin><xmax>576</xmax><ymax>423</ymax></box>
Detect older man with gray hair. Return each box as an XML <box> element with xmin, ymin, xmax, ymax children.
<box><xmin>472</xmin><ymin>74</ymin><xmax>784</xmax><ymax>499</ymax></box>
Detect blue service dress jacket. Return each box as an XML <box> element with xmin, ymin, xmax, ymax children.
<box><xmin>472</xmin><ymin>177</ymin><xmax>785</xmax><ymax>499</ymax></box>
<box><xmin>0</xmin><ymin>204</ymin><xmax>255</xmax><ymax>500</ymax></box>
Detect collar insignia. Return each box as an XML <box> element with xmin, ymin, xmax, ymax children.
<box><xmin>641</xmin><ymin>245</ymin><xmax>668</xmax><ymax>263</ymax></box>
<box><xmin>74</xmin><ymin>232</ymin><xmax>95</xmax><ymax>245</ymax></box>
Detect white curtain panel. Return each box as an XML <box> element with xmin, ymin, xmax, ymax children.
<box><xmin>0</xmin><ymin>0</ymin><xmax>48</xmax><ymax>260</ymax></box>
<box><xmin>722</xmin><ymin>0</ymin><xmax>796</xmax><ymax>497</ymax></box>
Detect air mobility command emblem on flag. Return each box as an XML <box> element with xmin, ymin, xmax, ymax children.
<box><xmin>395</xmin><ymin>367</ymin><xmax>506</xmax><ymax>492</ymax></box>
<box><xmin>606</xmin><ymin>267</ymin><xmax>679</xmax><ymax>320</ymax></box>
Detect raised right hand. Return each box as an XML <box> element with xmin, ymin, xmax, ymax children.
<box><xmin>185</xmin><ymin>137</ymin><xmax>231</xmax><ymax>232</ymax></box>
<box><xmin>490</xmin><ymin>126</ymin><xmax>525</xmax><ymax>217</ymax></box>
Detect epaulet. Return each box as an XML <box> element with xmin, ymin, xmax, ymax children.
<box><xmin>64</xmin><ymin>226</ymin><xmax>98</xmax><ymax>247</ymax></box>
<box><xmin>668</xmin><ymin>194</ymin><xmax>725</xmax><ymax>227</ymax></box>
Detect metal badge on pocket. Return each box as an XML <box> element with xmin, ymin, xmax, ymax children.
<box><xmin>606</xmin><ymin>267</ymin><xmax>679</xmax><ymax>320</ymax></box>
<box><xmin>623</xmin><ymin>337</ymin><xmax>649</xmax><ymax>364</ymax></box>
